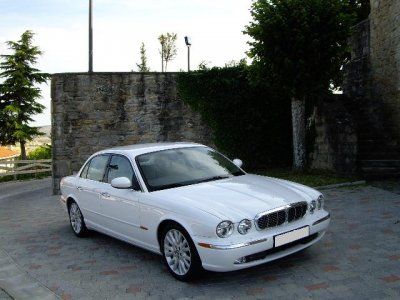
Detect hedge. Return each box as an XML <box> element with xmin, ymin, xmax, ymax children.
<box><xmin>177</xmin><ymin>65</ymin><xmax>293</xmax><ymax>171</ymax></box>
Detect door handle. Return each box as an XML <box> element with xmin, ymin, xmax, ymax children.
<box><xmin>101</xmin><ymin>192</ymin><xmax>110</xmax><ymax>198</ymax></box>
<box><xmin>76</xmin><ymin>186</ymin><xmax>83</xmax><ymax>191</ymax></box>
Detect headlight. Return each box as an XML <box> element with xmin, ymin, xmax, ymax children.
<box><xmin>216</xmin><ymin>221</ymin><xmax>234</xmax><ymax>238</ymax></box>
<box><xmin>237</xmin><ymin>219</ymin><xmax>252</xmax><ymax>235</ymax></box>
<box><xmin>309</xmin><ymin>200</ymin><xmax>317</xmax><ymax>214</ymax></box>
<box><xmin>317</xmin><ymin>195</ymin><xmax>324</xmax><ymax>210</ymax></box>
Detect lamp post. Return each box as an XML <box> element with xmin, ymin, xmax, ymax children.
<box><xmin>184</xmin><ymin>36</ymin><xmax>191</xmax><ymax>72</ymax></box>
<box><xmin>89</xmin><ymin>0</ymin><xmax>93</xmax><ymax>73</ymax></box>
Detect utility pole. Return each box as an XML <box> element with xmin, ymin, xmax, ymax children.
<box><xmin>89</xmin><ymin>0</ymin><xmax>93</xmax><ymax>73</ymax></box>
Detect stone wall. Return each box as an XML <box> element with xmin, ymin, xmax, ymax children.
<box><xmin>310</xmin><ymin>97</ymin><xmax>358</xmax><ymax>175</ymax></box>
<box><xmin>343</xmin><ymin>19</ymin><xmax>371</xmax><ymax>101</ymax></box>
<box><xmin>370</xmin><ymin>0</ymin><xmax>400</xmax><ymax>141</ymax></box>
<box><xmin>51</xmin><ymin>73</ymin><xmax>211</xmax><ymax>194</ymax></box>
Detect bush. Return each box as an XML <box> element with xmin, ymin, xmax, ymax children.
<box><xmin>177</xmin><ymin>65</ymin><xmax>292</xmax><ymax>171</ymax></box>
<box><xmin>27</xmin><ymin>144</ymin><xmax>52</xmax><ymax>160</ymax></box>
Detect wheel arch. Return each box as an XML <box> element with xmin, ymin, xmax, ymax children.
<box><xmin>66</xmin><ymin>196</ymin><xmax>79</xmax><ymax>211</ymax></box>
<box><xmin>157</xmin><ymin>218</ymin><xmax>192</xmax><ymax>251</ymax></box>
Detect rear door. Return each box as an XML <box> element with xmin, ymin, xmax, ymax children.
<box><xmin>75</xmin><ymin>154</ymin><xmax>110</xmax><ymax>226</ymax></box>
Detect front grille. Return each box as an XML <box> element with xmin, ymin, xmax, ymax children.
<box><xmin>256</xmin><ymin>201</ymin><xmax>308</xmax><ymax>230</ymax></box>
<box><xmin>287</xmin><ymin>202</ymin><xmax>308</xmax><ymax>222</ymax></box>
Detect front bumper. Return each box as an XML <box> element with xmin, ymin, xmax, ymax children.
<box><xmin>195</xmin><ymin>211</ymin><xmax>330</xmax><ymax>272</ymax></box>
<box><xmin>59</xmin><ymin>195</ymin><xmax>68</xmax><ymax>212</ymax></box>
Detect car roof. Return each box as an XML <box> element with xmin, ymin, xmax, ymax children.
<box><xmin>95</xmin><ymin>142</ymin><xmax>205</xmax><ymax>157</ymax></box>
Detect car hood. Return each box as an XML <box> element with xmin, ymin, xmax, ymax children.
<box><xmin>152</xmin><ymin>174</ymin><xmax>321</xmax><ymax>222</ymax></box>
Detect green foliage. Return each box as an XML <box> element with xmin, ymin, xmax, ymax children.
<box><xmin>349</xmin><ymin>0</ymin><xmax>370</xmax><ymax>23</ymax></box>
<box><xmin>178</xmin><ymin>65</ymin><xmax>292</xmax><ymax>170</ymax></box>
<box><xmin>158</xmin><ymin>33</ymin><xmax>177</xmax><ymax>71</ymax></box>
<box><xmin>136</xmin><ymin>42</ymin><xmax>150</xmax><ymax>72</ymax></box>
<box><xmin>244</xmin><ymin>0</ymin><xmax>355</xmax><ymax>99</ymax></box>
<box><xmin>0</xmin><ymin>30</ymin><xmax>50</xmax><ymax>158</ymax></box>
<box><xmin>27</xmin><ymin>144</ymin><xmax>52</xmax><ymax>160</ymax></box>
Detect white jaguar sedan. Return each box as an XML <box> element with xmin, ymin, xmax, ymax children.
<box><xmin>60</xmin><ymin>142</ymin><xmax>330</xmax><ymax>281</ymax></box>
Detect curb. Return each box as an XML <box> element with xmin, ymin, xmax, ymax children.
<box><xmin>314</xmin><ymin>180</ymin><xmax>366</xmax><ymax>190</ymax></box>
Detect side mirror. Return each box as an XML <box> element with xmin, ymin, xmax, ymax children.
<box><xmin>233</xmin><ymin>158</ymin><xmax>243</xmax><ymax>168</ymax></box>
<box><xmin>111</xmin><ymin>177</ymin><xmax>132</xmax><ymax>189</ymax></box>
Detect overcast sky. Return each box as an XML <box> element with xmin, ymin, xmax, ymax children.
<box><xmin>0</xmin><ymin>0</ymin><xmax>253</xmax><ymax>126</ymax></box>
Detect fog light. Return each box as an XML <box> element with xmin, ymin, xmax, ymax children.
<box><xmin>234</xmin><ymin>257</ymin><xmax>247</xmax><ymax>264</ymax></box>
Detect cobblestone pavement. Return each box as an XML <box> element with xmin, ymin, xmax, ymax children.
<box><xmin>0</xmin><ymin>179</ymin><xmax>399</xmax><ymax>299</ymax></box>
<box><xmin>370</xmin><ymin>180</ymin><xmax>400</xmax><ymax>195</ymax></box>
<box><xmin>0</xmin><ymin>288</ymin><xmax>12</xmax><ymax>300</ymax></box>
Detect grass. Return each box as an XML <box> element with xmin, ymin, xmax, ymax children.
<box><xmin>256</xmin><ymin>168</ymin><xmax>360</xmax><ymax>187</ymax></box>
<box><xmin>0</xmin><ymin>172</ymin><xmax>51</xmax><ymax>183</ymax></box>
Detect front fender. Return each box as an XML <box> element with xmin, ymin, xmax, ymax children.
<box><xmin>158</xmin><ymin>212</ymin><xmax>217</xmax><ymax>239</ymax></box>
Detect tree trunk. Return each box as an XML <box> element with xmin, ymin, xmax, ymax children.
<box><xmin>291</xmin><ymin>97</ymin><xmax>306</xmax><ymax>171</ymax></box>
<box><xmin>20</xmin><ymin>140</ymin><xmax>27</xmax><ymax>160</ymax></box>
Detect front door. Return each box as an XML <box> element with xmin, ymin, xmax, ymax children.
<box><xmin>99</xmin><ymin>154</ymin><xmax>142</xmax><ymax>242</ymax></box>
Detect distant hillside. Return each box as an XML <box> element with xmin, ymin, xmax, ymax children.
<box><xmin>38</xmin><ymin>125</ymin><xmax>51</xmax><ymax>138</ymax></box>
<box><xmin>27</xmin><ymin>125</ymin><xmax>51</xmax><ymax>151</ymax></box>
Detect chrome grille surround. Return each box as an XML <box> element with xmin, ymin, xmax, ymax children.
<box><xmin>255</xmin><ymin>201</ymin><xmax>308</xmax><ymax>230</ymax></box>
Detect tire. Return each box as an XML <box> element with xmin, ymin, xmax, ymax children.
<box><xmin>68</xmin><ymin>201</ymin><xmax>89</xmax><ymax>237</ymax></box>
<box><xmin>161</xmin><ymin>223</ymin><xmax>203</xmax><ymax>281</ymax></box>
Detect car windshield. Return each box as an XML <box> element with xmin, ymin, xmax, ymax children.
<box><xmin>136</xmin><ymin>147</ymin><xmax>245</xmax><ymax>192</ymax></box>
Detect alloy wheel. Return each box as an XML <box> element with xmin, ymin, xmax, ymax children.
<box><xmin>163</xmin><ymin>229</ymin><xmax>192</xmax><ymax>276</ymax></box>
<box><xmin>69</xmin><ymin>202</ymin><xmax>83</xmax><ymax>234</ymax></box>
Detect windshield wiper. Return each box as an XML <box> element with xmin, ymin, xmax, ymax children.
<box><xmin>152</xmin><ymin>175</ymin><xmax>230</xmax><ymax>191</ymax></box>
<box><xmin>195</xmin><ymin>175</ymin><xmax>230</xmax><ymax>184</ymax></box>
<box><xmin>152</xmin><ymin>183</ymin><xmax>185</xmax><ymax>191</ymax></box>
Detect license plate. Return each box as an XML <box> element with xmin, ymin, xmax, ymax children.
<box><xmin>274</xmin><ymin>226</ymin><xmax>309</xmax><ymax>247</ymax></box>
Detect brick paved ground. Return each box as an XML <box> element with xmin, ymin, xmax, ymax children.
<box><xmin>0</xmin><ymin>289</ymin><xmax>12</xmax><ymax>300</ymax></box>
<box><xmin>0</xmin><ymin>179</ymin><xmax>399</xmax><ymax>299</ymax></box>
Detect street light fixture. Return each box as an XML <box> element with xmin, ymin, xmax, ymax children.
<box><xmin>184</xmin><ymin>36</ymin><xmax>191</xmax><ymax>72</ymax></box>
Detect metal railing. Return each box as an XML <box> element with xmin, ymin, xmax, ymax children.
<box><xmin>0</xmin><ymin>159</ymin><xmax>52</xmax><ymax>179</ymax></box>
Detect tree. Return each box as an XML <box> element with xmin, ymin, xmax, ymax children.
<box><xmin>245</xmin><ymin>0</ymin><xmax>354</xmax><ymax>170</ymax></box>
<box><xmin>0</xmin><ymin>30</ymin><xmax>50</xmax><ymax>159</ymax></box>
<box><xmin>349</xmin><ymin>0</ymin><xmax>370</xmax><ymax>22</ymax></box>
<box><xmin>136</xmin><ymin>42</ymin><xmax>150</xmax><ymax>72</ymax></box>
<box><xmin>158</xmin><ymin>33</ymin><xmax>177</xmax><ymax>72</ymax></box>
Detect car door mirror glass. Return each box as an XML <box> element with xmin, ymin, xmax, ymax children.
<box><xmin>111</xmin><ymin>177</ymin><xmax>132</xmax><ymax>189</ymax></box>
<box><xmin>232</xmin><ymin>158</ymin><xmax>243</xmax><ymax>168</ymax></box>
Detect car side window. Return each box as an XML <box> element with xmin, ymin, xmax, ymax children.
<box><xmin>86</xmin><ymin>155</ymin><xmax>109</xmax><ymax>182</ymax></box>
<box><xmin>80</xmin><ymin>161</ymin><xmax>90</xmax><ymax>178</ymax></box>
<box><xmin>106</xmin><ymin>155</ymin><xmax>135</xmax><ymax>182</ymax></box>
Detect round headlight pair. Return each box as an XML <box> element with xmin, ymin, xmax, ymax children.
<box><xmin>216</xmin><ymin>219</ymin><xmax>252</xmax><ymax>238</ymax></box>
<box><xmin>237</xmin><ymin>219</ymin><xmax>252</xmax><ymax>235</ymax></box>
<box><xmin>216</xmin><ymin>221</ymin><xmax>234</xmax><ymax>238</ymax></box>
<box><xmin>310</xmin><ymin>195</ymin><xmax>324</xmax><ymax>214</ymax></box>
<box><xmin>309</xmin><ymin>200</ymin><xmax>317</xmax><ymax>214</ymax></box>
<box><xmin>317</xmin><ymin>195</ymin><xmax>324</xmax><ymax>209</ymax></box>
